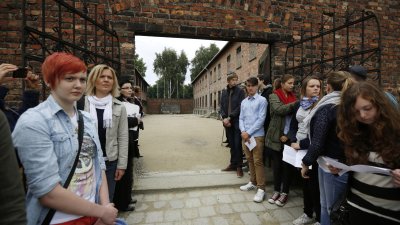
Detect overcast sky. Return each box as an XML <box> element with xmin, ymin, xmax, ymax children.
<box><xmin>135</xmin><ymin>36</ymin><xmax>227</xmax><ymax>86</ymax></box>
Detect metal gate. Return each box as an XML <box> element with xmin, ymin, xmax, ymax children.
<box><xmin>285</xmin><ymin>10</ymin><xmax>381</xmax><ymax>85</ymax></box>
<box><xmin>22</xmin><ymin>0</ymin><xmax>121</xmax><ymax>97</ymax></box>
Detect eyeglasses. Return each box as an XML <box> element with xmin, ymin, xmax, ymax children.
<box><xmin>121</xmin><ymin>87</ymin><xmax>133</xmax><ymax>90</ymax></box>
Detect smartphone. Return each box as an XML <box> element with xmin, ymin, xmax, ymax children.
<box><xmin>12</xmin><ymin>67</ymin><xmax>28</xmax><ymax>78</ymax></box>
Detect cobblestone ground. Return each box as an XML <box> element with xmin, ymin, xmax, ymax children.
<box><xmin>118</xmin><ymin>115</ymin><xmax>306</xmax><ymax>225</ymax></box>
<box><xmin>119</xmin><ymin>185</ymin><xmax>305</xmax><ymax>225</ymax></box>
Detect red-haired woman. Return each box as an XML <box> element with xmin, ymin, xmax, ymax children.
<box><xmin>265</xmin><ymin>74</ymin><xmax>298</xmax><ymax>206</ymax></box>
<box><xmin>13</xmin><ymin>52</ymin><xmax>117</xmax><ymax>225</ymax></box>
<box><xmin>338</xmin><ymin>82</ymin><xmax>400</xmax><ymax>225</ymax></box>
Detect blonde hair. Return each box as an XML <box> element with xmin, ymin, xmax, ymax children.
<box><xmin>86</xmin><ymin>64</ymin><xmax>120</xmax><ymax>97</ymax></box>
<box><xmin>326</xmin><ymin>71</ymin><xmax>353</xmax><ymax>92</ymax></box>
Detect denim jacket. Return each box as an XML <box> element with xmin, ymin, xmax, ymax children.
<box><xmin>12</xmin><ymin>95</ymin><xmax>106</xmax><ymax>225</ymax></box>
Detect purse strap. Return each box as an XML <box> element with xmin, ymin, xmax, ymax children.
<box><xmin>41</xmin><ymin>111</ymin><xmax>84</xmax><ymax>225</ymax></box>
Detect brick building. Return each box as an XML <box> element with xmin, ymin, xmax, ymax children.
<box><xmin>0</xmin><ymin>1</ymin><xmax>399</xmax><ymax>108</ymax></box>
<box><xmin>192</xmin><ymin>42</ymin><xmax>268</xmax><ymax>115</ymax></box>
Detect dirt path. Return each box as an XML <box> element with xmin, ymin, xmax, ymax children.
<box><xmin>138</xmin><ymin>114</ymin><xmax>231</xmax><ymax>173</ymax></box>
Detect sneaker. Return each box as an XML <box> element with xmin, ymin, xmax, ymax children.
<box><xmin>292</xmin><ymin>213</ymin><xmax>314</xmax><ymax>225</ymax></box>
<box><xmin>268</xmin><ymin>191</ymin><xmax>280</xmax><ymax>204</ymax></box>
<box><xmin>253</xmin><ymin>189</ymin><xmax>265</xmax><ymax>203</ymax></box>
<box><xmin>275</xmin><ymin>192</ymin><xmax>288</xmax><ymax>207</ymax></box>
<box><xmin>240</xmin><ymin>182</ymin><xmax>257</xmax><ymax>191</ymax></box>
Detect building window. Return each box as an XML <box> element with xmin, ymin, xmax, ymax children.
<box><xmin>236</xmin><ymin>46</ymin><xmax>242</xmax><ymax>69</ymax></box>
<box><xmin>227</xmin><ymin>55</ymin><xmax>231</xmax><ymax>74</ymax></box>
<box><xmin>218</xmin><ymin>64</ymin><xmax>221</xmax><ymax>80</ymax></box>
<box><xmin>249</xmin><ymin>43</ymin><xmax>256</xmax><ymax>61</ymax></box>
<box><xmin>213</xmin><ymin>67</ymin><xmax>217</xmax><ymax>82</ymax></box>
<box><xmin>209</xmin><ymin>71</ymin><xmax>212</xmax><ymax>84</ymax></box>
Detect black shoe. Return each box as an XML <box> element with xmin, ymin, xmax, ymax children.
<box><xmin>138</xmin><ymin>155</ymin><xmax>143</xmax><ymax>158</ymax></box>
<box><xmin>225</xmin><ymin>144</ymin><xmax>230</xmax><ymax>147</ymax></box>
<box><xmin>130</xmin><ymin>198</ymin><xmax>138</xmax><ymax>204</ymax></box>
<box><xmin>223</xmin><ymin>140</ymin><xmax>228</xmax><ymax>143</ymax></box>
<box><xmin>120</xmin><ymin>204</ymin><xmax>135</xmax><ymax>212</ymax></box>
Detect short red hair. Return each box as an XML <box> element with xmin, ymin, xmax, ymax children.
<box><xmin>42</xmin><ymin>52</ymin><xmax>87</xmax><ymax>89</ymax></box>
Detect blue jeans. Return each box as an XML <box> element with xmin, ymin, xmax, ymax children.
<box><xmin>106</xmin><ymin>160</ymin><xmax>118</xmax><ymax>202</ymax></box>
<box><xmin>318</xmin><ymin>167</ymin><xmax>349</xmax><ymax>225</ymax></box>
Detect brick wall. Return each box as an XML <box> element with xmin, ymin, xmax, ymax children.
<box><xmin>110</xmin><ymin>0</ymin><xmax>400</xmax><ymax>90</ymax></box>
<box><xmin>1</xmin><ymin>0</ymin><xmax>399</xmax><ymax>107</ymax></box>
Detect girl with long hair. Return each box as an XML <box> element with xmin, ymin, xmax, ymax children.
<box><xmin>337</xmin><ymin>81</ymin><xmax>400</xmax><ymax>225</ymax></box>
<box><xmin>265</xmin><ymin>74</ymin><xmax>298</xmax><ymax>206</ymax></box>
<box><xmin>300</xmin><ymin>71</ymin><xmax>353</xmax><ymax>225</ymax></box>
<box><xmin>289</xmin><ymin>76</ymin><xmax>323</xmax><ymax>225</ymax></box>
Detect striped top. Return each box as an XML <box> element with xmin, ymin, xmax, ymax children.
<box><xmin>347</xmin><ymin>152</ymin><xmax>400</xmax><ymax>223</ymax></box>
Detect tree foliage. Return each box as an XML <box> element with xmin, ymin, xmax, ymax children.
<box><xmin>133</xmin><ymin>53</ymin><xmax>147</xmax><ymax>77</ymax></box>
<box><xmin>190</xmin><ymin>43</ymin><xmax>220</xmax><ymax>81</ymax></box>
<box><xmin>153</xmin><ymin>48</ymin><xmax>189</xmax><ymax>98</ymax></box>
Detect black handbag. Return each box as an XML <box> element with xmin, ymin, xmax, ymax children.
<box><xmin>41</xmin><ymin>111</ymin><xmax>84</xmax><ymax>225</ymax></box>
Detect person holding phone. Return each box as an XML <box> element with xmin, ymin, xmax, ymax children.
<box><xmin>13</xmin><ymin>53</ymin><xmax>118</xmax><ymax>225</ymax></box>
<box><xmin>0</xmin><ymin>63</ymin><xmax>40</xmax><ymax>131</ymax></box>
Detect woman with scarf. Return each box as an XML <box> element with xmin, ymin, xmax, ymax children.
<box><xmin>83</xmin><ymin>64</ymin><xmax>129</xmax><ymax>202</ymax></box>
<box><xmin>288</xmin><ymin>76</ymin><xmax>323</xmax><ymax>225</ymax></box>
<box><xmin>113</xmin><ymin>78</ymin><xmax>140</xmax><ymax>211</ymax></box>
<box><xmin>265</xmin><ymin>74</ymin><xmax>298</xmax><ymax>206</ymax></box>
<box><xmin>300</xmin><ymin>71</ymin><xmax>353</xmax><ymax>225</ymax></box>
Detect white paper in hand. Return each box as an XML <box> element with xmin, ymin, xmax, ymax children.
<box><xmin>245</xmin><ymin>136</ymin><xmax>257</xmax><ymax>151</ymax></box>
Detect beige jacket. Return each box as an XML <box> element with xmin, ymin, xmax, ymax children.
<box><xmin>84</xmin><ymin>96</ymin><xmax>129</xmax><ymax>169</ymax></box>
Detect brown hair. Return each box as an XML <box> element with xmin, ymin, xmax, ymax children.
<box><xmin>337</xmin><ymin>81</ymin><xmax>400</xmax><ymax>168</ymax></box>
<box><xmin>300</xmin><ymin>76</ymin><xmax>323</xmax><ymax>99</ymax></box>
<box><xmin>275</xmin><ymin>74</ymin><xmax>294</xmax><ymax>90</ymax></box>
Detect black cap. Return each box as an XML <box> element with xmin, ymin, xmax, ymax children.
<box><xmin>349</xmin><ymin>65</ymin><xmax>368</xmax><ymax>80</ymax></box>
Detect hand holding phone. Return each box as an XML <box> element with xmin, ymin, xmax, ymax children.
<box><xmin>12</xmin><ymin>67</ymin><xmax>29</xmax><ymax>79</ymax></box>
<box><xmin>0</xmin><ymin>63</ymin><xmax>18</xmax><ymax>84</ymax></box>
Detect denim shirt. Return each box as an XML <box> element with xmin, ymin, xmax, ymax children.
<box><xmin>12</xmin><ymin>95</ymin><xmax>106</xmax><ymax>225</ymax></box>
<box><xmin>239</xmin><ymin>93</ymin><xmax>267</xmax><ymax>138</ymax></box>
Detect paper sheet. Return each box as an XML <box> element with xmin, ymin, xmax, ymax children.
<box><xmin>282</xmin><ymin>145</ymin><xmax>308</xmax><ymax>168</ymax></box>
<box><xmin>320</xmin><ymin>156</ymin><xmax>391</xmax><ymax>176</ymax></box>
<box><xmin>245</xmin><ymin>136</ymin><xmax>257</xmax><ymax>151</ymax></box>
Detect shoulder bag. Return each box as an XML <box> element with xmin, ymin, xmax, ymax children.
<box><xmin>41</xmin><ymin>111</ymin><xmax>84</xmax><ymax>225</ymax></box>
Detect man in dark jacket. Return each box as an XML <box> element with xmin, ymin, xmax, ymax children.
<box><xmin>0</xmin><ymin>110</ymin><xmax>27</xmax><ymax>225</ymax></box>
<box><xmin>220</xmin><ymin>72</ymin><xmax>246</xmax><ymax>177</ymax></box>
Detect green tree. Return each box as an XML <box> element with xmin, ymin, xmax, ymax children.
<box><xmin>153</xmin><ymin>48</ymin><xmax>189</xmax><ymax>98</ymax></box>
<box><xmin>190</xmin><ymin>43</ymin><xmax>220</xmax><ymax>81</ymax></box>
<box><xmin>133</xmin><ymin>53</ymin><xmax>147</xmax><ymax>77</ymax></box>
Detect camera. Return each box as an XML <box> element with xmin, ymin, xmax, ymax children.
<box><xmin>12</xmin><ymin>67</ymin><xmax>28</xmax><ymax>78</ymax></box>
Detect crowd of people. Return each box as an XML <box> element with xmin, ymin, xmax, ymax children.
<box><xmin>0</xmin><ymin>52</ymin><xmax>144</xmax><ymax>225</ymax></box>
<box><xmin>1</xmin><ymin>51</ymin><xmax>400</xmax><ymax>225</ymax></box>
<box><xmin>219</xmin><ymin>66</ymin><xmax>400</xmax><ymax>225</ymax></box>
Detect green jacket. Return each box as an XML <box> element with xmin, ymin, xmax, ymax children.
<box><xmin>265</xmin><ymin>93</ymin><xmax>297</xmax><ymax>151</ymax></box>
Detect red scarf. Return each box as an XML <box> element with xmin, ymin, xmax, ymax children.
<box><xmin>274</xmin><ymin>88</ymin><xmax>297</xmax><ymax>104</ymax></box>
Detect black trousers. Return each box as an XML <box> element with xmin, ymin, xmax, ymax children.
<box><xmin>270</xmin><ymin>149</ymin><xmax>295</xmax><ymax>193</ymax></box>
<box><xmin>113</xmin><ymin>130</ymin><xmax>136</xmax><ymax>210</ymax></box>
<box><xmin>225</xmin><ymin>123</ymin><xmax>243</xmax><ymax>168</ymax></box>
<box><xmin>303</xmin><ymin>162</ymin><xmax>321</xmax><ymax>221</ymax></box>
